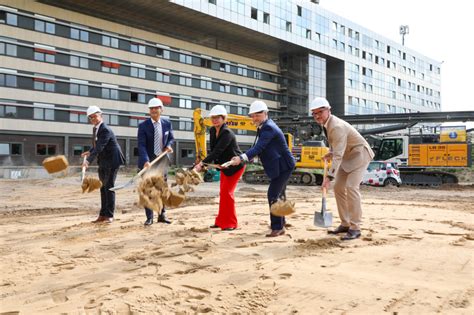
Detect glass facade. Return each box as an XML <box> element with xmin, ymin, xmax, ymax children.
<box><xmin>172</xmin><ymin>0</ymin><xmax>441</xmax><ymax>115</ymax></box>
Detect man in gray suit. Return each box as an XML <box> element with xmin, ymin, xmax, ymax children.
<box><xmin>310</xmin><ymin>97</ymin><xmax>374</xmax><ymax>240</ymax></box>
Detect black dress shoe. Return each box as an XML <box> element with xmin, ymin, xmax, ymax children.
<box><xmin>209</xmin><ymin>224</ymin><xmax>220</xmax><ymax>229</ymax></box>
<box><xmin>327</xmin><ymin>225</ymin><xmax>350</xmax><ymax>235</ymax></box>
<box><xmin>341</xmin><ymin>229</ymin><xmax>361</xmax><ymax>240</ymax></box>
<box><xmin>144</xmin><ymin>218</ymin><xmax>153</xmax><ymax>226</ymax></box>
<box><xmin>266</xmin><ymin>229</ymin><xmax>285</xmax><ymax>237</ymax></box>
<box><xmin>157</xmin><ymin>216</ymin><xmax>171</xmax><ymax>224</ymax></box>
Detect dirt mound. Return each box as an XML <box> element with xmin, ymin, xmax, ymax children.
<box><xmin>295</xmin><ymin>237</ymin><xmax>342</xmax><ymax>250</ymax></box>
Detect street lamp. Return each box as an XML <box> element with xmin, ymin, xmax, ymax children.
<box><xmin>400</xmin><ymin>25</ymin><xmax>409</xmax><ymax>46</ymax></box>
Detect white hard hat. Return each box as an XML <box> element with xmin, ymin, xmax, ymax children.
<box><xmin>148</xmin><ymin>97</ymin><xmax>163</xmax><ymax>108</ymax></box>
<box><xmin>248</xmin><ymin>100</ymin><xmax>268</xmax><ymax>114</ymax></box>
<box><xmin>208</xmin><ymin>105</ymin><xmax>227</xmax><ymax>117</ymax></box>
<box><xmin>309</xmin><ymin>97</ymin><xmax>331</xmax><ymax>111</ymax></box>
<box><xmin>86</xmin><ymin>105</ymin><xmax>102</xmax><ymax>116</ymax></box>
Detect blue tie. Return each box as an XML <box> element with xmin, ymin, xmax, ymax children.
<box><xmin>154</xmin><ymin>121</ymin><xmax>162</xmax><ymax>156</ymax></box>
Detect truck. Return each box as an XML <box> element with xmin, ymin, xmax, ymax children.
<box><xmin>373</xmin><ymin>125</ymin><xmax>472</xmax><ymax>185</ymax></box>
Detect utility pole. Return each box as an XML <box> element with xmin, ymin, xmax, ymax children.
<box><xmin>399</xmin><ymin>25</ymin><xmax>409</xmax><ymax>46</ymax></box>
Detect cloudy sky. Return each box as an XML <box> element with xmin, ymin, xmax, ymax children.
<box><xmin>320</xmin><ymin>0</ymin><xmax>473</xmax><ymax>113</ymax></box>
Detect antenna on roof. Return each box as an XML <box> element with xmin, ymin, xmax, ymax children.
<box><xmin>399</xmin><ymin>25</ymin><xmax>409</xmax><ymax>46</ymax></box>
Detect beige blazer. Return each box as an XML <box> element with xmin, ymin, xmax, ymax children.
<box><xmin>325</xmin><ymin>115</ymin><xmax>375</xmax><ymax>177</ymax></box>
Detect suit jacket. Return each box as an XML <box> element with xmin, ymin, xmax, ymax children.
<box><xmin>87</xmin><ymin>123</ymin><xmax>125</xmax><ymax>169</ymax></box>
<box><xmin>325</xmin><ymin>115</ymin><xmax>375</xmax><ymax>177</ymax></box>
<box><xmin>244</xmin><ymin>119</ymin><xmax>295</xmax><ymax>180</ymax></box>
<box><xmin>137</xmin><ymin>117</ymin><xmax>175</xmax><ymax>169</ymax></box>
<box><xmin>202</xmin><ymin>124</ymin><xmax>244</xmax><ymax>176</ymax></box>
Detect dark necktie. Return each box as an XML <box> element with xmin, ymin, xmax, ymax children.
<box><xmin>323</xmin><ymin>126</ymin><xmax>329</xmax><ymax>146</ymax></box>
<box><xmin>92</xmin><ymin>126</ymin><xmax>97</xmax><ymax>148</ymax></box>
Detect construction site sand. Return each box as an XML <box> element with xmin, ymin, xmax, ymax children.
<box><xmin>0</xmin><ymin>173</ymin><xmax>473</xmax><ymax>314</ymax></box>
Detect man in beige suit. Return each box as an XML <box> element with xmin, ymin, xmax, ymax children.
<box><xmin>310</xmin><ymin>97</ymin><xmax>374</xmax><ymax>240</ymax></box>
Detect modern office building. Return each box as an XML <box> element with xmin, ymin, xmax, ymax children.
<box><xmin>0</xmin><ymin>0</ymin><xmax>442</xmax><ymax>167</ymax></box>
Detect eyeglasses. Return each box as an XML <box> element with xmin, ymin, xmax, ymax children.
<box><xmin>311</xmin><ymin>109</ymin><xmax>327</xmax><ymax>116</ymax></box>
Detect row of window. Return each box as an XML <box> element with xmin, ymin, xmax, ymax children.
<box><xmin>0</xmin><ymin>9</ymin><xmax>279</xmax><ymax>84</ymax></box>
<box><xmin>0</xmin><ymin>40</ymin><xmax>280</xmax><ymax>102</ymax></box>
<box><xmin>0</xmin><ymin>69</ymin><xmax>268</xmax><ymax>116</ymax></box>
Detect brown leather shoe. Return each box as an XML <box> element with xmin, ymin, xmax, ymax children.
<box><xmin>91</xmin><ymin>216</ymin><xmax>105</xmax><ymax>223</ymax></box>
<box><xmin>104</xmin><ymin>217</ymin><xmax>113</xmax><ymax>224</ymax></box>
<box><xmin>266</xmin><ymin>229</ymin><xmax>285</xmax><ymax>237</ymax></box>
<box><xmin>327</xmin><ymin>225</ymin><xmax>350</xmax><ymax>234</ymax></box>
<box><xmin>341</xmin><ymin>229</ymin><xmax>361</xmax><ymax>241</ymax></box>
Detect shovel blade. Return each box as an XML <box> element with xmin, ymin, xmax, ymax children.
<box><xmin>314</xmin><ymin>211</ymin><xmax>333</xmax><ymax>228</ymax></box>
<box><xmin>109</xmin><ymin>180</ymin><xmax>132</xmax><ymax>191</ymax></box>
<box><xmin>313</xmin><ymin>196</ymin><xmax>333</xmax><ymax>228</ymax></box>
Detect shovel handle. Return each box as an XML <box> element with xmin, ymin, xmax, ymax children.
<box><xmin>322</xmin><ymin>159</ymin><xmax>328</xmax><ymax>197</ymax></box>
<box><xmin>137</xmin><ymin>151</ymin><xmax>168</xmax><ymax>177</ymax></box>
<box><xmin>81</xmin><ymin>156</ymin><xmax>87</xmax><ymax>182</ymax></box>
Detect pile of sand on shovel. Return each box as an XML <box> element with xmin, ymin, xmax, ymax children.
<box><xmin>270</xmin><ymin>199</ymin><xmax>296</xmax><ymax>217</ymax></box>
<box><xmin>138</xmin><ymin>169</ymin><xmax>203</xmax><ymax>215</ymax></box>
<box><xmin>81</xmin><ymin>176</ymin><xmax>102</xmax><ymax>193</ymax></box>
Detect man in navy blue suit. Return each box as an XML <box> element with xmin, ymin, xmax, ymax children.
<box><xmin>82</xmin><ymin>106</ymin><xmax>125</xmax><ymax>223</ymax></box>
<box><xmin>138</xmin><ymin>97</ymin><xmax>175</xmax><ymax>226</ymax></box>
<box><xmin>231</xmin><ymin>100</ymin><xmax>295</xmax><ymax>237</ymax></box>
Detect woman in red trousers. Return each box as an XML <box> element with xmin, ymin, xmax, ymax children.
<box><xmin>194</xmin><ymin>105</ymin><xmax>245</xmax><ymax>231</ymax></box>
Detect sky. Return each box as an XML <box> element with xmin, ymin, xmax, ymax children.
<box><xmin>320</xmin><ymin>0</ymin><xmax>473</xmax><ymax>113</ymax></box>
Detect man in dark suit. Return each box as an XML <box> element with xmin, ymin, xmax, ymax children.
<box><xmin>138</xmin><ymin>97</ymin><xmax>175</xmax><ymax>226</ymax></box>
<box><xmin>81</xmin><ymin>106</ymin><xmax>125</xmax><ymax>223</ymax></box>
<box><xmin>231</xmin><ymin>100</ymin><xmax>295</xmax><ymax>237</ymax></box>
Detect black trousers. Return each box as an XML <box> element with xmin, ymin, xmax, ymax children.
<box><xmin>267</xmin><ymin>168</ymin><xmax>293</xmax><ymax>231</ymax></box>
<box><xmin>98</xmin><ymin>167</ymin><xmax>119</xmax><ymax>218</ymax></box>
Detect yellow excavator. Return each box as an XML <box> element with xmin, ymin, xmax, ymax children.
<box><xmin>193</xmin><ymin>108</ymin><xmax>329</xmax><ymax>185</ymax></box>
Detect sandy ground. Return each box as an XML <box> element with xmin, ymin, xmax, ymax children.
<box><xmin>0</xmin><ymin>173</ymin><xmax>473</xmax><ymax>314</ymax></box>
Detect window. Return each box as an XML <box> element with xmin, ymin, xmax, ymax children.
<box><xmin>6</xmin><ymin>13</ymin><xmax>17</xmax><ymax>26</ymax></box>
<box><xmin>306</xmin><ymin>29</ymin><xmax>311</xmax><ymax>39</ymax></box>
<box><xmin>102</xmin><ymin>114</ymin><xmax>119</xmax><ymax>125</ymax></box>
<box><xmin>200</xmin><ymin>79</ymin><xmax>212</xmax><ymax>90</ymax></box>
<box><xmin>70</xmin><ymin>55</ymin><xmax>89</xmax><ymax>69</ymax></box>
<box><xmin>70</xmin><ymin>28</ymin><xmax>89</xmax><ymax>41</ymax></box>
<box><xmin>179</xmin><ymin>118</ymin><xmax>192</xmax><ymax>131</ymax></box>
<box><xmin>131</xmin><ymin>43</ymin><xmax>146</xmax><ymax>54</ymax></box>
<box><xmin>237</xmin><ymin>87</ymin><xmax>247</xmax><ymax>95</ymax></box>
<box><xmin>0</xmin><ymin>43</ymin><xmax>17</xmax><ymax>56</ymax></box>
<box><xmin>130</xmin><ymin>117</ymin><xmax>145</xmax><ymax>127</ymax></box>
<box><xmin>0</xmin><ymin>105</ymin><xmax>17</xmax><ymax>118</ymax></box>
<box><xmin>156</xmin><ymin>72</ymin><xmax>170</xmax><ymax>82</ymax></box>
<box><xmin>35</xmin><ymin>20</ymin><xmax>55</xmax><ymax>34</ymax></box>
<box><xmin>181</xmin><ymin>149</ymin><xmax>194</xmax><ymax>159</ymax></box>
<box><xmin>297</xmin><ymin>5</ymin><xmax>302</xmax><ymax>16</ymax></box>
<box><xmin>70</xmin><ymin>83</ymin><xmax>89</xmax><ymax>96</ymax></box>
<box><xmin>263</xmin><ymin>12</ymin><xmax>270</xmax><ymax>24</ymax></box>
<box><xmin>34</xmin><ymin>49</ymin><xmax>55</xmax><ymax>63</ymax></box>
<box><xmin>200</xmin><ymin>59</ymin><xmax>212</xmax><ymax>68</ymax></box>
<box><xmin>220</xmin><ymin>62</ymin><xmax>230</xmax><ymax>72</ymax></box>
<box><xmin>131</xmin><ymin>67</ymin><xmax>146</xmax><ymax>78</ymax></box>
<box><xmin>34</xmin><ymin>79</ymin><xmax>55</xmax><ymax>92</ymax></box>
<box><xmin>179</xmin><ymin>54</ymin><xmax>192</xmax><ymax>64</ymax></box>
<box><xmin>101</xmin><ymin>61</ymin><xmax>120</xmax><ymax>73</ymax></box>
<box><xmin>251</xmin><ymin>7</ymin><xmax>258</xmax><ymax>20</ymax></box>
<box><xmin>102</xmin><ymin>87</ymin><xmax>119</xmax><ymax>99</ymax></box>
<box><xmin>130</xmin><ymin>92</ymin><xmax>146</xmax><ymax>103</ymax></box>
<box><xmin>179</xmin><ymin>99</ymin><xmax>192</xmax><ymax>109</ymax></box>
<box><xmin>286</xmin><ymin>21</ymin><xmax>292</xmax><ymax>32</ymax></box>
<box><xmin>156</xmin><ymin>48</ymin><xmax>170</xmax><ymax>59</ymax></box>
<box><xmin>209</xmin><ymin>0</ymin><xmax>216</xmax><ymax>4</ymax></box>
<box><xmin>0</xmin><ymin>143</ymin><xmax>22</xmax><ymax>156</ymax></box>
<box><xmin>36</xmin><ymin>144</ymin><xmax>57</xmax><ymax>156</ymax></box>
<box><xmin>34</xmin><ymin>106</ymin><xmax>55</xmax><ymax>120</ymax></box>
<box><xmin>219</xmin><ymin>84</ymin><xmax>230</xmax><ymax>93</ymax></box>
<box><xmin>102</xmin><ymin>35</ymin><xmax>119</xmax><ymax>48</ymax></box>
<box><xmin>73</xmin><ymin>145</ymin><xmax>91</xmax><ymax>156</ymax></box>
<box><xmin>70</xmin><ymin>110</ymin><xmax>88</xmax><ymax>123</ymax></box>
<box><xmin>179</xmin><ymin>76</ymin><xmax>192</xmax><ymax>86</ymax></box>
<box><xmin>0</xmin><ymin>74</ymin><xmax>17</xmax><ymax>87</ymax></box>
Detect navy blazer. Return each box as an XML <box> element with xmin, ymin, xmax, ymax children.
<box><xmin>87</xmin><ymin>123</ymin><xmax>125</xmax><ymax>169</ymax></box>
<box><xmin>244</xmin><ymin>119</ymin><xmax>295</xmax><ymax>179</ymax></box>
<box><xmin>137</xmin><ymin>117</ymin><xmax>175</xmax><ymax>169</ymax></box>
